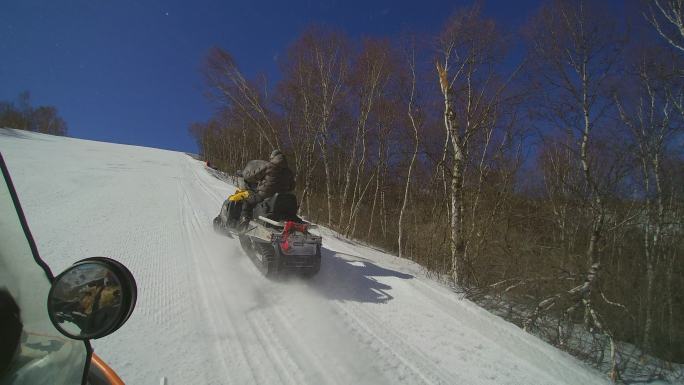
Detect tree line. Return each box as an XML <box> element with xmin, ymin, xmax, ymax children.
<box><xmin>0</xmin><ymin>91</ymin><xmax>68</xmax><ymax>136</ymax></box>
<box><xmin>191</xmin><ymin>0</ymin><xmax>683</xmax><ymax>380</ymax></box>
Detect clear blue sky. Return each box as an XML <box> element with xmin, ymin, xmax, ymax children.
<box><xmin>1</xmin><ymin>0</ymin><xmax>622</xmax><ymax>153</ymax></box>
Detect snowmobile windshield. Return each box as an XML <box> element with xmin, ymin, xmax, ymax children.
<box><xmin>0</xmin><ymin>155</ymin><xmax>89</xmax><ymax>385</ymax></box>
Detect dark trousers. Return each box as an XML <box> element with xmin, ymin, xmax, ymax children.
<box><xmin>241</xmin><ymin>191</ymin><xmax>265</xmax><ymax>219</ymax></box>
<box><xmin>219</xmin><ymin>199</ymin><xmax>243</xmax><ymax>225</ymax></box>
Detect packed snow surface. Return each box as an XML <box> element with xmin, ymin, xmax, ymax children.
<box><xmin>0</xmin><ymin>129</ymin><xmax>608</xmax><ymax>385</ymax></box>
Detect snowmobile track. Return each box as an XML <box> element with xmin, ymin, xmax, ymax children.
<box><xmin>179</xmin><ymin>164</ymin><xmax>315</xmax><ymax>385</ymax></box>
<box><xmin>331</xmin><ymin>301</ymin><xmax>457</xmax><ymax>385</ymax></box>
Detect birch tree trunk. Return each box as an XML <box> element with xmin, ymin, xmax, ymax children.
<box><xmin>615</xmin><ymin>57</ymin><xmax>676</xmax><ymax>352</ymax></box>
<box><xmin>319</xmin><ymin>133</ymin><xmax>334</xmax><ymax>225</ymax></box>
<box><xmin>437</xmin><ymin>60</ymin><xmax>465</xmax><ymax>284</ymax></box>
<box><xmin>398</xmin><ymin>53</ymin><xmax>420</xmax><ymax>259</ymax></box>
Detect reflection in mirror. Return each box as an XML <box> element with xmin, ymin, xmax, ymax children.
<box><xmin>48</xmin><ymin>262</ymin><xmax>123</xmax><ymax>339</ymax></box>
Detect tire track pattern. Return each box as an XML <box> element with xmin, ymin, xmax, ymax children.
<box><xmin>177</xmin><ymin>155</ymin><xmax>463</xmax><ymax>385</ymax></box>
<box><xmin>178</xmin><ymin>158</ymin><xmax>312</xmax><ymax>385</ymax></box>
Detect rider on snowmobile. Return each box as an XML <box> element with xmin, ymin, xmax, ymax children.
<box><xmin>238</xmin><ymin>149</ymin><xmax>296</xmax><ymax>228</ymax></box>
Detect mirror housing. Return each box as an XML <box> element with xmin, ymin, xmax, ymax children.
<box><xmin>47</xmin><ymin>257</ymin><xmax>137</xmax><ymax>340</ymax></box>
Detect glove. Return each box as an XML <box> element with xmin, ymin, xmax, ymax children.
<box><xmin>228</xmin><ymin>189</ymin><xmax>250</xmax><ymax>202</ymax></box>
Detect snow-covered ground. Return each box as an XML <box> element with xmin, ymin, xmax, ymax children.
<box><xmin>0</xmin><ymin>128</ymin><xmax>609</xmax><ymax>385</ymax></box>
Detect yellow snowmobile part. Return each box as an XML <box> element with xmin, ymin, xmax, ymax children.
<box><xmin>228</xmin><ymin>189</ymin><xmax>250</xmax><ymax>202</ymax></box>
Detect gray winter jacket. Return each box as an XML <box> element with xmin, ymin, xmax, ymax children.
<box><xmin>242</xmin><ymin>150</ymin><xmax>295</xmax><ymax>198</ymax></box>
<box><xmin>239</xmin><ymin>160</ymin><xmax>268</xmax><ymax>189</ymax></box>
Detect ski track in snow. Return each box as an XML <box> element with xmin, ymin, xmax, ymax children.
<box><xmin>0</xmin><ymin>129</ymin><xmax>610</xmax><ymax>385</ymax></box>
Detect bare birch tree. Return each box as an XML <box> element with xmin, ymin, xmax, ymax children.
<box><xmin>526</xmin><ymin>0</ymin><xmax>628</xmax><ymax>377</ymax></box>
<box><xmin>615</xmin><ymin>47</ymin><xmax>682</xmax><ymax>353</ymax></box>
<box><xmin>203</xmin><ymin>47</ymin><xmax>280</xmax><ymax>149</ymax></box>
<box><xmin>339</xmin><ymin>39</ymin><xmax>392</xmax><ymax>229</ymax></box>
<box><xmin>398</xmin><ymin>39</ymin><xmax>422</xmax><ymax>259</ymax></box>
<box><xmin>293</xmin><ymin>29</ymin><xmax>349</xmax><ymax>225</ymax></box>
<box><xmin>645</xmin><ymin>0</ymin><xmax>684</xmax><ymax>53</ymax></box>
<box><xmin>436</xmin><ymin>3</ymin><xmax>517</xmax><ymax>285</ymax></box>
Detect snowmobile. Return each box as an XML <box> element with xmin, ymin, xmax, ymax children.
<box><xmin>213</xmin><ymin>192</ymin><xmax>322</xmax><ymax>278</ymax></box>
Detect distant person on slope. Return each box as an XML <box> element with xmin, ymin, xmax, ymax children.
<box><xmin>239</xmin><ymin>149</ymin><xmax>295</xmax><ymax>228</ymax></box>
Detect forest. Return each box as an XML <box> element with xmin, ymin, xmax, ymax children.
<box><xmin>190</xmin><ymin>0</ymin><xmax>683</xmax><ymax>380</ymax></box>
<box><xmin>0</xmin><ymin>91</ymin><xmax>68</xmax><ymax>136</ymax></box>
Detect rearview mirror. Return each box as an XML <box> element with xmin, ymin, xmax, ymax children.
<box><xmin>47</xmin><ymin>257</ymin><xmax>137</xmax><ymax>340</ymax></box>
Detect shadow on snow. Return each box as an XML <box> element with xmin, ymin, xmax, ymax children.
<box><xmin>305</xmin><ymin>247</ymin><xmax>414</xmax><ymax>304</ymax></box>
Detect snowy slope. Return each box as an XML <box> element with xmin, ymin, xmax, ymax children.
<box><xmin>0</xmin><ymin>128</ymin><xmax>609</xmax><ymax>385</ymax></box>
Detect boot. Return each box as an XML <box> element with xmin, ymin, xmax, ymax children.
<box><xmin>238</xmin><ymin>216</ymin><xmax>251</xmax><ymax>232</ymax></box>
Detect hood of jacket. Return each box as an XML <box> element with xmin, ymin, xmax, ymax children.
<box><xmin>269</xmin><ymin>149</ymin><xmax>288</xmax><ymax>169</ymax></box>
